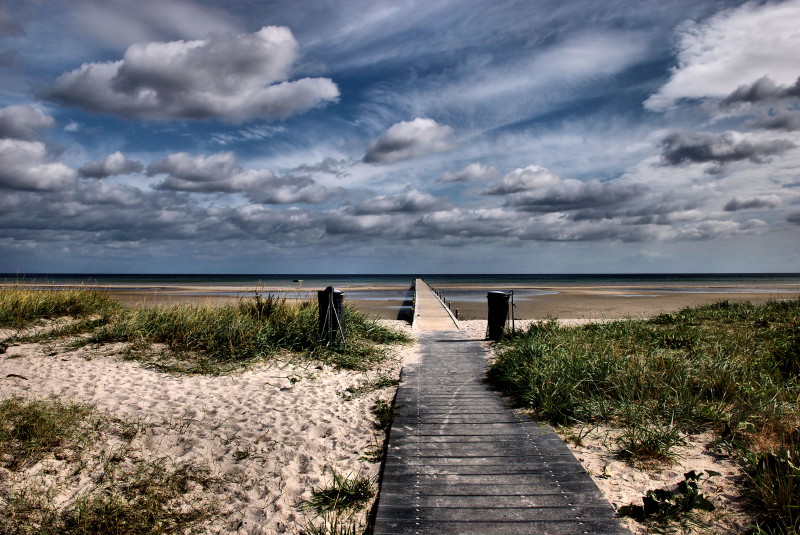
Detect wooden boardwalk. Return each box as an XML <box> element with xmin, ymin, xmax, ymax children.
<box><xmin>372</xmin><ymin>281</ymin><xmax>627</xmax><ymax>534</ymax></box>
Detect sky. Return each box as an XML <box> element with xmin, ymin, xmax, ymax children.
<box><xmin>0</xmin><ymin>0</ymin><xmax>799</xmax><ymax>274</ymax></box>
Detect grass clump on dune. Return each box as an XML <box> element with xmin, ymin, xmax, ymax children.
<box><xmin>0</xmin><ymin>288</ymin><xmax>410</xmax><ymax>374</ymax></box>
<box><xmin>86</xmin><ymin>293</ymin><xmax>410</xmax><ymax>373</ymax></box>
<box><xmin>0</xmin><ymin>397</ymin><xmax>219</xmax><ymax>535</ymax></box>
<box><xmin>0</xmin><ymin>286</ymin><xmax>120</xmax><ymax>329</ymax></box>
<box><xmin>0</xmin><ymin>397</ymin><xmax>97</xmax><ymax>470</ymax></box>
<box><xmin>487</xmin><ymin>299</ymin><xmax>800</xmax><ymax>532</ymax></box>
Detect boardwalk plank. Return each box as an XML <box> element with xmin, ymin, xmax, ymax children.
<box><xmin>372</xmin><ymin>280</ymin><xmax>627</xmax><ymax>535</ymax></box>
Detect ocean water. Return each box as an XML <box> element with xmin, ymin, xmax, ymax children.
<box><xmin>3</xmin><ymin>273</ymin><xmax>799</xmax><ymax>315</ymax></box>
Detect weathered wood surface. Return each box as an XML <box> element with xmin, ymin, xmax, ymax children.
<box><xmin>373</xmin><ymin>291</ymin><xmax>628</xmax><ymax>534</ymax></box>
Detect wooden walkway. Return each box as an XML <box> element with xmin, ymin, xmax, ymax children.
<box><xmin>372</xmin><ymin>281</ymin><xmax>627</xmax><ymax>534</ymax></box>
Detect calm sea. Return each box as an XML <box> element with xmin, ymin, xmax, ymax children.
<box><xmin>3</xmin><ymin>273</ymin><xmax>799</xmax><ymax>314</ymax></box>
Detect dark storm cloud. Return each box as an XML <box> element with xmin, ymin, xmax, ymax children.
<box><xmin>80</xmin><ymin>151</ymin><xmax>144</xmax><ymax>178</ymax></box>
<box><xmin>719</xmin><ymin>76</ymin><xmax>800</xmax><ymax>108</ymax></box>
<box><xmin>363</xmin><ymin>118</ymin><xmax>454</xmax><ymax>164</ymax></box>
<box><xmin>660</xmin><ymin>131</ymin><xmax>796</xmax><ymax>169</ymax></box>
<box><xmin>44</xmin><ymin>26</ymin><xmax>339</xmax><ymax>122</ymax></box>
<box><xmin>724</xmin><ymin>195</ymin><xmax>782</xmax><ymax>212</ymax></box>
<box><xmin>747</xmin><ymin>110</ymin><xmax>800</xmax><ymax>132</ymax></box>
<box><xmin>786</xmin><ymin>209</ymin><xmax>800</xmax><ymax>225</ymax></box>
<box><xmin>0</xmin><ymin>105</ymin><xmax>54</xmax><ymax>141</ymax></box>
<box><xmin>507</xmin><ymin>181</ymin><xmax>646</xmax><ymax>213</ymax></box>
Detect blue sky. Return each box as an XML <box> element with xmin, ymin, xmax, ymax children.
<box><xmin>1</xmin><ymin>0</ymin><xmax>799</xmax><ymax>274</ymax></box>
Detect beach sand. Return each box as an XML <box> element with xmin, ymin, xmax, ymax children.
<box><xmin>2</xmin><ymin>281</ymin><xmax>788</xmax><ymax>532</ymax></box>
<box><xmin>0</xmin><ymin>320</ymin><xmax>415</xmax><ymax>534</ymax></box>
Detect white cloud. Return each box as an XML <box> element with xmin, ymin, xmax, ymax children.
<box><xmin>351</xmin><ymin>188</ymin><xmax>442</xmax><ymax>214</ymax></box>
<box><xmin>0</xmin><ymin>105</ymin><xmax>54</xmax><ymax>141</ymax></box>
<box><xmin>147</xmin><ymin>151</ymin><xmax>344</xmax><ymax>204</ymax></box>
<box><xmin>0</xmin><ymin>139</ymin><xmax>77</xmax><ymax>191</ymax></box>
<box><xmin>363</xmin><ymin>118</ymin><xmax>455</xmax><ymax>164</ymax></box>
<box><xmin>482</xmin><ymin>165</ymin><xmax>561</xmax><ymax>195</ymax></box>
<box><xmin>45</xmin><ymin>26</ymin><xmax>339</xmax><ymax>122</ymax></box>
<box><xmin>80</xmin><ymin>151</ymin><xmax>144</xmax><ymax>178</ymax></box>
<box><xmin>147</xmin><ymin>152</ymin><xmax>274</xmax><ymax>193</ymax></box>
<box><xmin>438</xmin><ymin>162</ymin><xmax>499</xmax><ymax>183</ymax></box>
<box><xmin>646</xmin><ymin>0</ymin><xmax>800</xmax><ymax>110</ymax></box>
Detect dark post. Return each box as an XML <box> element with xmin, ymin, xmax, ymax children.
<box><xmin>486</xmin><ymin>291</ymin><xmax>511</xmax><ymax>340</ymax></box>
<box><xmin>318</xmin><ymin>286</ymin><xmax>345</xmax><ymax>343</ymax></box>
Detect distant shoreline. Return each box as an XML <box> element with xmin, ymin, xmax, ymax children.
<box><xmin>3</xmin><ymin>276</ymin><xmax>798</xmax><ymax>321</ymax></box>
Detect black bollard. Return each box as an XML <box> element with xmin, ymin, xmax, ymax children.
<box><xmin>318</xmin><ymin>286</ymin><xmax>345</xmax><ymax>343</ymax></box>
<box><xmin>486</xmin><ymin>291</ymin><xmax>511</xmax><ymax>340</ymax></box>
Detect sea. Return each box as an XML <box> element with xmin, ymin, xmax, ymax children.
<box><xmin>3</xmin><ymin>273</ymin><xmax>799</xmax><ymax>314</ymax></box>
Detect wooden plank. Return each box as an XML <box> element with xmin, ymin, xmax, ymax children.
<box><xmin>372</xmin><ymin>320</ymin><xmax>627</xmax><ymax>535</ymax></box>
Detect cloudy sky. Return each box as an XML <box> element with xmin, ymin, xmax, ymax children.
<box><xmin>1</xmin><ymin>0</ymin><xmax>799</xmax><ymax>274</ymax></box>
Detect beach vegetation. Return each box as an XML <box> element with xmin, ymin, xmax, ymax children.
<box><xmin>371</xmin><ymin>399</ymin><xmax>400</xmax><ymax>431</ymax></box>
<box><xmin>87</xmin><ymin>295</ymin><xmax>408</xmax><ymax>373</ymax></box>
<box><xmin>299</xmin><ymin>471</ymin><xmax>374</xmax><ymax>535</ymax></box>
<box><xmin>487</xmin><ymin>298</ymin><xmax>800</xmax><ymax>531</ymax></box>
<box><xmin>0</xmin><ymin>397</ymin><xmax>97</xmax><ymax>470</ymax></box>
<box><xmin>0</xmin><ymin>288</ymin><xmax>410</xmax><ymax>374</ymax></box>
<box><xmin>0</xmin><ymin>286</ymin><xmax>120</xmax><ymax>329</ymax></box>
<box><xmin>0</xmin><ymin>397</ymin><xmax>221</xmax><ymax>535</ymax></box>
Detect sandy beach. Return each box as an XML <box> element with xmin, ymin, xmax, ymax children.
<box><xmin>2</xmin><ymin>281</ymin><xmax>794</xmax><ymax>533</ymax></box>
<box><xmin>0</xmin><ymin>319</ymin><xmax>416</xmax><ymax>534</ymax></box>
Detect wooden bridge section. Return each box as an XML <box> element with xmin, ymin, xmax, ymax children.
<box><xmin>372</xmin><ymin>281</ymin><xmax>627</xmax><ymax>534</ymax></box>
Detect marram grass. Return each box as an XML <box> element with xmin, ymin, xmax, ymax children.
<box><xmin>0</xmin><ymin>288</ymin><xmax>410</xmax><ymax>374</ymax></box>
<box><xmin>0</xmin><ymin>286</ymin><xmax>121</xmax><ymax>328</ymax></box>
<box><xmin>487</xmin><ymin>298</ymin><xmax>800</xmax><ymax>532</ymax></box>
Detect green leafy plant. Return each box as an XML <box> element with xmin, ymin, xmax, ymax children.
<box><xmin>618</xmin><ymin>470</ymin><xmax>717</xmax><ymax>523</ymax></box>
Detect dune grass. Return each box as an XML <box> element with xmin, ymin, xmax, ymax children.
<box><xmin>0</xmin><ymin>397</ymin><xmax>97</xmax><ymax>470</ymax></box>
<box><xmin>0</xmin><ymin>397</ymin><xmax>220</xmax><ymax>535</ymax></box>
<box><xmin>0</xmin><ymin>288</ymin><xmax>410</xmax><ymax>374</ymax></box>
<box><xmin>0</xmin><ymin>286</ymin><xmax>121</xmax><ymax>329</ymax></box>
<box><xmin>487</xmin><ymin>298</ymin><xmax>800</xmax><ymax>533</ymax></box>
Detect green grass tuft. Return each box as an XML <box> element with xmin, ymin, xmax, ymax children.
<box><xmin>0</xmin><ymin>286</ymin><xmax>121</xmax><ymax>329</ymax></box>
<box><xmin>0</xmin><ymin>397</ymin><xmax>97</xmax><ymax>470</ymax></box>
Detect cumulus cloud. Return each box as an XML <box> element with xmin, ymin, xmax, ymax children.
<box><xmin>147</xmin><ymin>152</ymin><xmax>275</xmax><ymax>193</ymax></box>
<box><xmin>438</xmin><ymin>162</ymin><xmax>499</xmax><ymax>183</ymax></box>
<box><xmin>147</xmin><ymin>151</ymin><xmax>343</xmax><ymax>204</ymax></box>
<box><xmin>481</xmin><ymin>165</ymin><xmax>647</xmax><ymax>214</ymax></box>
<box><xmin>482</xmin><ymin>166</ymin><xmax>561</xmax><ymax>195</ymax></box>
<box><xmin>483</xmin><ymin>165</ymin><xmax>648</xmax><ymax>219</ymax></box>
<box><xmin>724</xmin><ymin>195</ymin><xmax>782</xmax><ymax>212</ymax></box>
<box><xmin>0</xmin><ymin>105</ymin><xmax>55</xmax><ymax>141</ymax></box>
<box><xmin>646</xmin><ymin>1</ymin><xmax>800</xmax><ymax>110</ymax></box>
<box><xmin>0</xmin><ymin>139</ymin><xmax>77</xmax><ymax>191</ymax></box>
<box><xmin>44</xmin><ymin>26</ymin><xmax>339</xmax><ymax>122</ymax></box>
<box><xmin>350</xmin><ymin>188</ymin><xmax>442</xmax><ymax>215</ymax></box>
<box><xmin>80</xmin><ymin>151</ymin><xmax>144</xmax><ymax>178</ymax></box>
<box><xmin>660</xmin><ymin>131</ymin><xmax>796</xmax><ymax>171</ymax></box>
<box><xmin>363</xmin><ymin>118</ymin><xmax>454</xmax><ymax>164</ymax></box>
